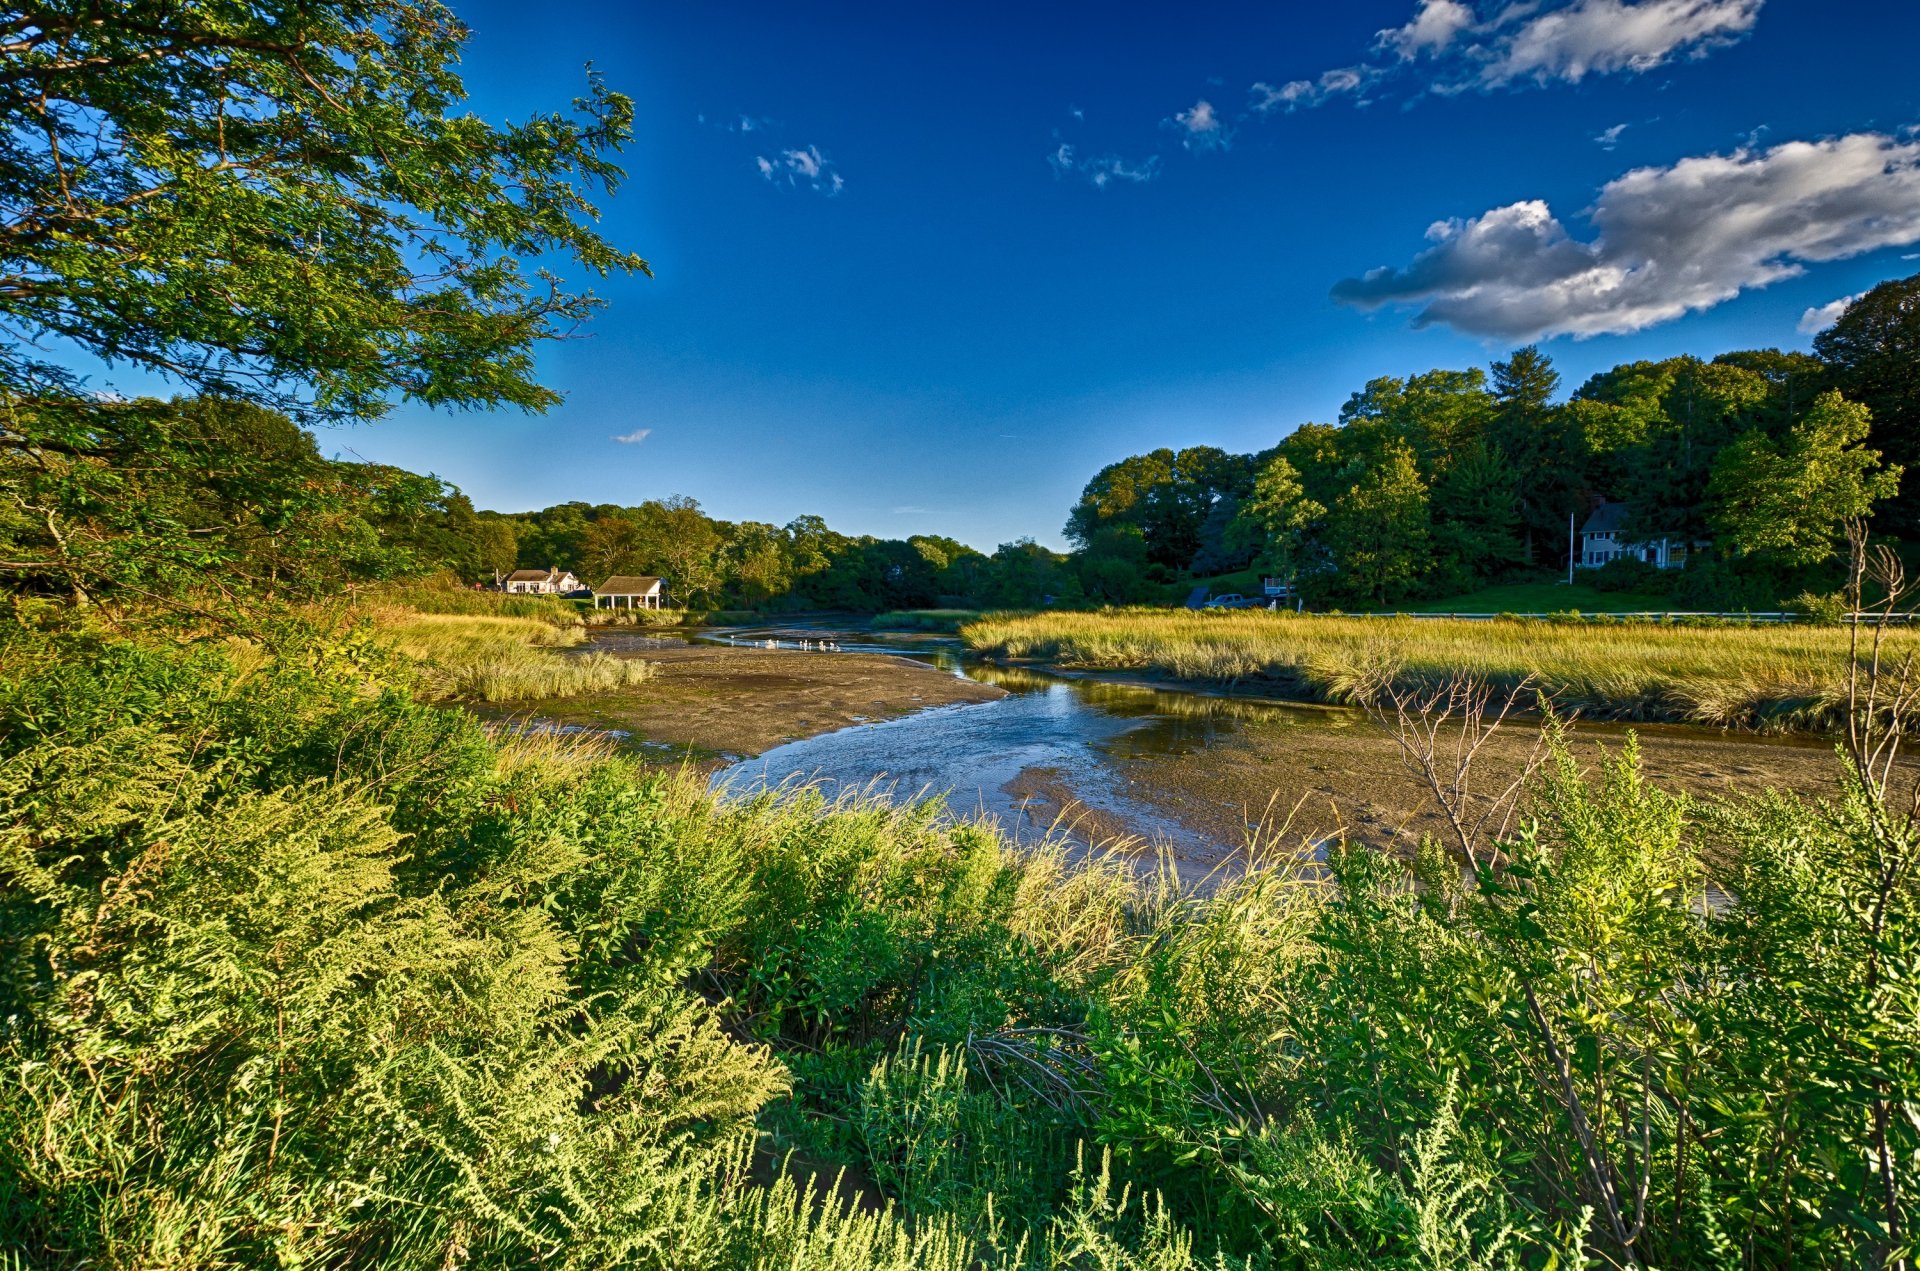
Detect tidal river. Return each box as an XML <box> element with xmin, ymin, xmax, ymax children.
<box><xmin>665</xmin><ymin>626</ymin><xmax>1846</xmax><ymax>879</ymax></box>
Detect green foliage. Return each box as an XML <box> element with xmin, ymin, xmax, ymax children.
<box><xmin>1815</xmin><ymin>271</ymin><xmax>1920</xmax><ymax>532</ymax></box>
<box><xmin>1588</xmin><ymin>555</ymin><xmax>1668</xmax><ymax>595</ymax></box>
<box><xmin>4</xmin><ymin>617</ymin><xmax>1920</xmax><ymax>1267</ymax></box>
<box><xmin>1708</xmin><ymin>390</ymin><xmax>1901</xmax><ymax>565</ymax></box>
<box><xmin>1316</xmin><ymin>441</ymin><xmax>1430</xmax><ymax>606</ymax></box>
<box><xmin>0</xmin><ymin>0</ymin><xmax>644</xmax><ymax>424</ymax></box>
<box><xmin>1226</xmin><ymin>456</ymin><xmax>1324</xmax><ymax>584</ymax></box>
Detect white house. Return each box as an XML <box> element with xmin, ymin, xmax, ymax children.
<box><xmin>594</xmin><ymin>575</ymin><xmax>666</xmax><ymax>610</ymax></box>
<box><xmin>1577</xmin><ymin>502</ymin><xmax>1691</xmax><ymax>570</ymax></box>
<box><xmin>502</xmin><ymin>567</ymin><xmax>583</xmax><ymax>595</ymax></box>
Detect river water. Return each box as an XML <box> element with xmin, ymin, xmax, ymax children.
<box><xmin>697</xmin><ymin>626</ymin><xmax>1839</xmax><ymax>870</ymax></box>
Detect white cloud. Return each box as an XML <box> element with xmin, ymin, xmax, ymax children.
<box><xmin>1168</xmin><ymin>99</ymin><xmax>1230</xmax><ymax>151</ymax></box>
<box><xmin>1048</xmin><ymin>141</ymin><xmax>1160</xmax><ymax>188</ymax></box>
<box><xmin>892</xmin><ymin>505</ymin><xmax>930</xmax><ymax>515</ymax></box>
<box><xmin>1474</xmin><ymin>0</ymin><xmax>1763</xmax><ymax>86</ymax></box>
<box><xmin>1594</xmin><ymin>122</ymin><xmax>1628</xmax><ymax>149</ymax></box>
<box><xmin>1798</xmin><ymin>293</ymin><xmax>1864</xmax><ymax>335</ymax></box>
<box><xmin>757</xmin><ymin>145</ymin><xmax>844</xmax><ymax>195</ymax></box>
<box><xmin>1332</xmin><ymin>130</ymin><xmax>1920</xmax><ymax>340</ymax></box>
<box><xmin>1250</xmin><ymin>66</ymin><xmax>1376</xmax><ymax>113</ymax></box>
<box><xmin>612</xmin><ymin>428</ymin><xmax>652</xmax><ymax>445</ymax></box>
<box><xmin>1376</xmin><ymin>0</ymin><xmax>1476</xmax><ymax>59</ymax></box>
<box><xmin>1252</xmin><ymin>1</ymin><xmax>1762</xmax><ymax>117</ymax></box>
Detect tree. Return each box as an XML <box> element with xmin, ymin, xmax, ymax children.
<box><xmin>639</xmin><ymin>496</ymin><xmax>721</xmax><ymax>605</ymax></box>
<box><xmin>1064</xmin><ymin>446</ymin><xmax>1252</xmax><ymax>572</ymax></box>
<box><xmin>1226</xmin><ymin>455</ymin><xmax>1324</xmax><ymax>584</ymax></box>
<box><xmin>1708</xmin><ymin>391</ymin><xmax>1900</xmax><ymax>566</ymax></box>
<box><xmin>1429</xmin><ymin>442</ymin><xmax>1523</xmax><ymax>590</ymax></box>
<box><xmin>1488</xmin><ymin>346</ymin><xmax>1564</xmax><ymax>560</ymax></box>
<box><xmin>1</xmin><ymin>395</ymin><xmax>426</xmax><ymax>605</ymax></box>
<box><xmin>722</xmin><ymin>522</ymin><xmax>793</xmax><ymax>608</ymax></box>
<box><xmin>1815</xmin><ymin>272</ymin><xmax>1920</xmax><ymax>532</ymax></box>
<box><xmin>1320</xmin><ymin>441</ymin><xmax>1430</xmax><ymax>606</ymax></box>
<box><xmin>0</xmin><ymin>0</ymin><xmax>644</xmax><ymax>425</ymax></box>
<box><xmin>580</xmin><ymin>512</ymin><xmax>647</xmax><ymax>581</ymax></box>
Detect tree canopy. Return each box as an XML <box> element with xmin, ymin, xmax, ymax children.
<box><xmin>0</xmin><ymin>0</ymin><xmax>644</xmax><ymax>422</ymax></box>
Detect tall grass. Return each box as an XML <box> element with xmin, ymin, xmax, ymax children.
<box><xmin>961</xmin><ymin>607</ymin><xmax>1904</xmax><ymax>730</ymax></box>
<box><xmin>374</xmin><ymin>610</ymin><xmax>654</xmax><ymax>702</ymax></box>
<box><xmin>372</xmin><ymin>576</ymin><xmax>585</xmax><ymax>625</ymax></box>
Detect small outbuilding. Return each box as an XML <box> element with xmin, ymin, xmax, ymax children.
<box><xmin>595</xmin><ymin>575</ymin><xmax>666</xmax><ymax>610</ymax></box>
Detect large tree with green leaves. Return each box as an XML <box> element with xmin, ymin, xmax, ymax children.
<box><xmin>1707</xmin><ymin>390</ymin><xmax>1900</xmax><ymax>567</ymax></box>
<box><xmin>1815</xmin><ymin>272</ymin><xmax>1920</xmax><ymax>533</ymax></box>
<box><xmin>0</xmin><ymin>1</ymin><xmax>643</xmax><ymax>608</ymax></box>
<box><xmin>1226</xmin><ymin>454</ymin><xmax>1323</xmax><ymax>585</ymax></box>
<box><xmin>0</xmin><ymin>0</ymin><xmax>643</xmax><ymax>421</ymax></box>
<box><xmin>1319</xmin><ymin>440</ymin><xmax>1429</xmax><ymax>607</ymax></box>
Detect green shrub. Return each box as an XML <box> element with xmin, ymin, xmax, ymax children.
<box><xmin>1589</xmin><ymin>555</ymin><xmax>1668</xmax><ymax>595</ymax></box>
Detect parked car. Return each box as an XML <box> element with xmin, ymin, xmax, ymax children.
<box><xmin>1202</xmin><ymin>593</ymin><xmax>1258</xmax><ymax>609</ymax></box>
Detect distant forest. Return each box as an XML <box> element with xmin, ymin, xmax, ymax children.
<box><xmin>9</xmin><ymin>274</ymin><xmax>1912</xmax><ymax>617</ymax></box>
<box><xmin>482</xmin><ymin>269</ymin><xmax>1919</xmax><ymax>613</ymax></box>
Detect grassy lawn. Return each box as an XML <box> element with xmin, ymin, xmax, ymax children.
<box><xmin>962</xmin><ymin>607</ymin><xmax>1886</xmax><ymax>730</ymax></box>
<box><xmin>1390</xmin><ymin>581</ymin><xmax>1681</xmax><ymax>615</ymax></box>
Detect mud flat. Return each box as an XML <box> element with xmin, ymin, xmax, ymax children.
<box><xmin>1091</xmin><ymin>709</ymin><xmax>1850</xmax><ymax>871</ymax></box>
<box><xmin>498</xmin><ymin>637</ymin><xmax>1004</xmax><ymax>763</ymax></box>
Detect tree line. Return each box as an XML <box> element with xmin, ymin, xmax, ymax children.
<box><xmin>1065</xmin><ymin>273</ymin><xmax>1920</xmax><ymax>610</ymax></box>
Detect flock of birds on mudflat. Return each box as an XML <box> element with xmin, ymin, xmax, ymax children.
<box><xmin>736</xmin><ymin>636</ymin><xmax>841</xmax><ymax>652</ymax></box>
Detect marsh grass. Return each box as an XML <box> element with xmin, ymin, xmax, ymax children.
<box><xmin>373</xmin><ymin>610</ymin><xmax>655</xmax><ymax>703</ymax></box>
<box><xmin>962</xmin><ymin>608</ymin><xmax>1900</xmax><ymax>730</ymax></box>
<box><xmin>373</xmin><ymin>577</ymin><xmax>584</xmax><ymax>625</ymax></box>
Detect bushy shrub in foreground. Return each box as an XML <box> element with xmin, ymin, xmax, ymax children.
<box><xmin>0</xmin><ymin>631</ymin><xmax>1914</xmax><ymax>1268</ymax></box>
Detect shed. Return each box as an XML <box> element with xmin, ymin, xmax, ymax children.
<box><xmin>595</xmin><ymin>575</ymin><xmax>665</xmax><ymax>610</ymax></box>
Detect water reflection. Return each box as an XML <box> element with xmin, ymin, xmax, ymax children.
<box><xmin>707</xmin><ymin>648</ymin><xmax>1343</xmax><ymax>855</ymax></box>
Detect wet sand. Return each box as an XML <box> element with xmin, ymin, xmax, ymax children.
<box><xmin>1088</xmin><ymin>712</ymin><xmax>1850</xmax><ymax>871</ymax></box>
<box><xmin>511</xmin><ymin>639</ymin><xmax>1004</xmax><ymax>762</ymax></box>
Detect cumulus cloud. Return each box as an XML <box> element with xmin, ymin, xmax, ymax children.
<box><xmin>1376</xmin><ymin>0</ymin><xmax>1476</xmax><ymax>59</ymax></box>
<box><xmin>1048</xmin><ymin>141</ymin><xmax>1160</xmax><ymax>188</ymax></box>
<box><xmin>757</xmin><ymin>145</ymin><xmax>844</xmax><ymax>195</ymax></box>
<box><xmin>1168</xmin><ymin>99</ymin><xmax>1230</xmax><ymax>151</ymax></box>
<box><xmin>1253</xmin><ymin>0</ymin><xmax>1762</xmax><ymax>117</ymax></box>
<box><xmin>1331</xmin><ymin>131</ymin><xmax>1920</xmax><ymax>340</ymax></box>
<box><xmin>611</xmin><ymin>428</ymin><xmax>652</xmax><ymax>445</ymax></box>
<box><xmin>1798</xmin><ymin>293</ymin><xmax>1864</xmax><ymax>335</ymax></box>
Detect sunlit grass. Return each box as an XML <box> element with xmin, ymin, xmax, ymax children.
<box><xmin>961</xmin><ymin>608</ymin><xmax>1900</xmax><ymax>730</ymax></box>
<box><xmin>373</xmin><ymin>610</ymin><xmax>654</xmax><ymax>703</ymax></box>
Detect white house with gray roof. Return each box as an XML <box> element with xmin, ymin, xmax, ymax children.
<box><xmin>1577</xmin><ymin>501</ymin><xmax>1692</xmax><ymax>571</ymax></box>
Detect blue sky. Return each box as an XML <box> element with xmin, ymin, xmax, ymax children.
<box><xmin>193</xmin><ymin>3</ymin><xmax>1920</xmax><ymax>546</ymax></box>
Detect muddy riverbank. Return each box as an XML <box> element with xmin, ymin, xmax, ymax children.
<box><xmin>497</xmin><ymin>634</ymin><xmax>1003</xmax><ymax>762</ymax></box>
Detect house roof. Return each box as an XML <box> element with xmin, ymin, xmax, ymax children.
<box><xmin>598</xmin><ymin>575</ymin><xmax>663</xmax><ymax>595</ymax></box>
<box><xmin>1580</xmin><ymin>501</ymin><xmax>1631</xmax><ymax>535</ymax></box>
<box><xmin>505</xmin><ymin>568</ymin><xmax>558</xmax><ymax>583</ymax></box>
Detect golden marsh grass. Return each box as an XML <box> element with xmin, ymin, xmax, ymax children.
<box><xmin>961</xmin><ymin>608</ymin><xmax>1903</xmax><ymax>731</ymax></box>
<box><xmin>373</xmin><ymin>611</ymin><xmax>654</xmax><ymax>703</ymax></box>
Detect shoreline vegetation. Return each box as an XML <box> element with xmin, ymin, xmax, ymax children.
<box><xmin>961</xmin><ymin>608</ymin><xmax>1903</xmax><ymax>732</ymax></box>
<box><xmin>369</xmin><ymin>606</ymin><xmax>656</xmax><ymax>703</ymax></box>
<box><xmin>10</xmin><ymin>609</ymin><xmax>1918</xmax><ymax>1267</ymax></box>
